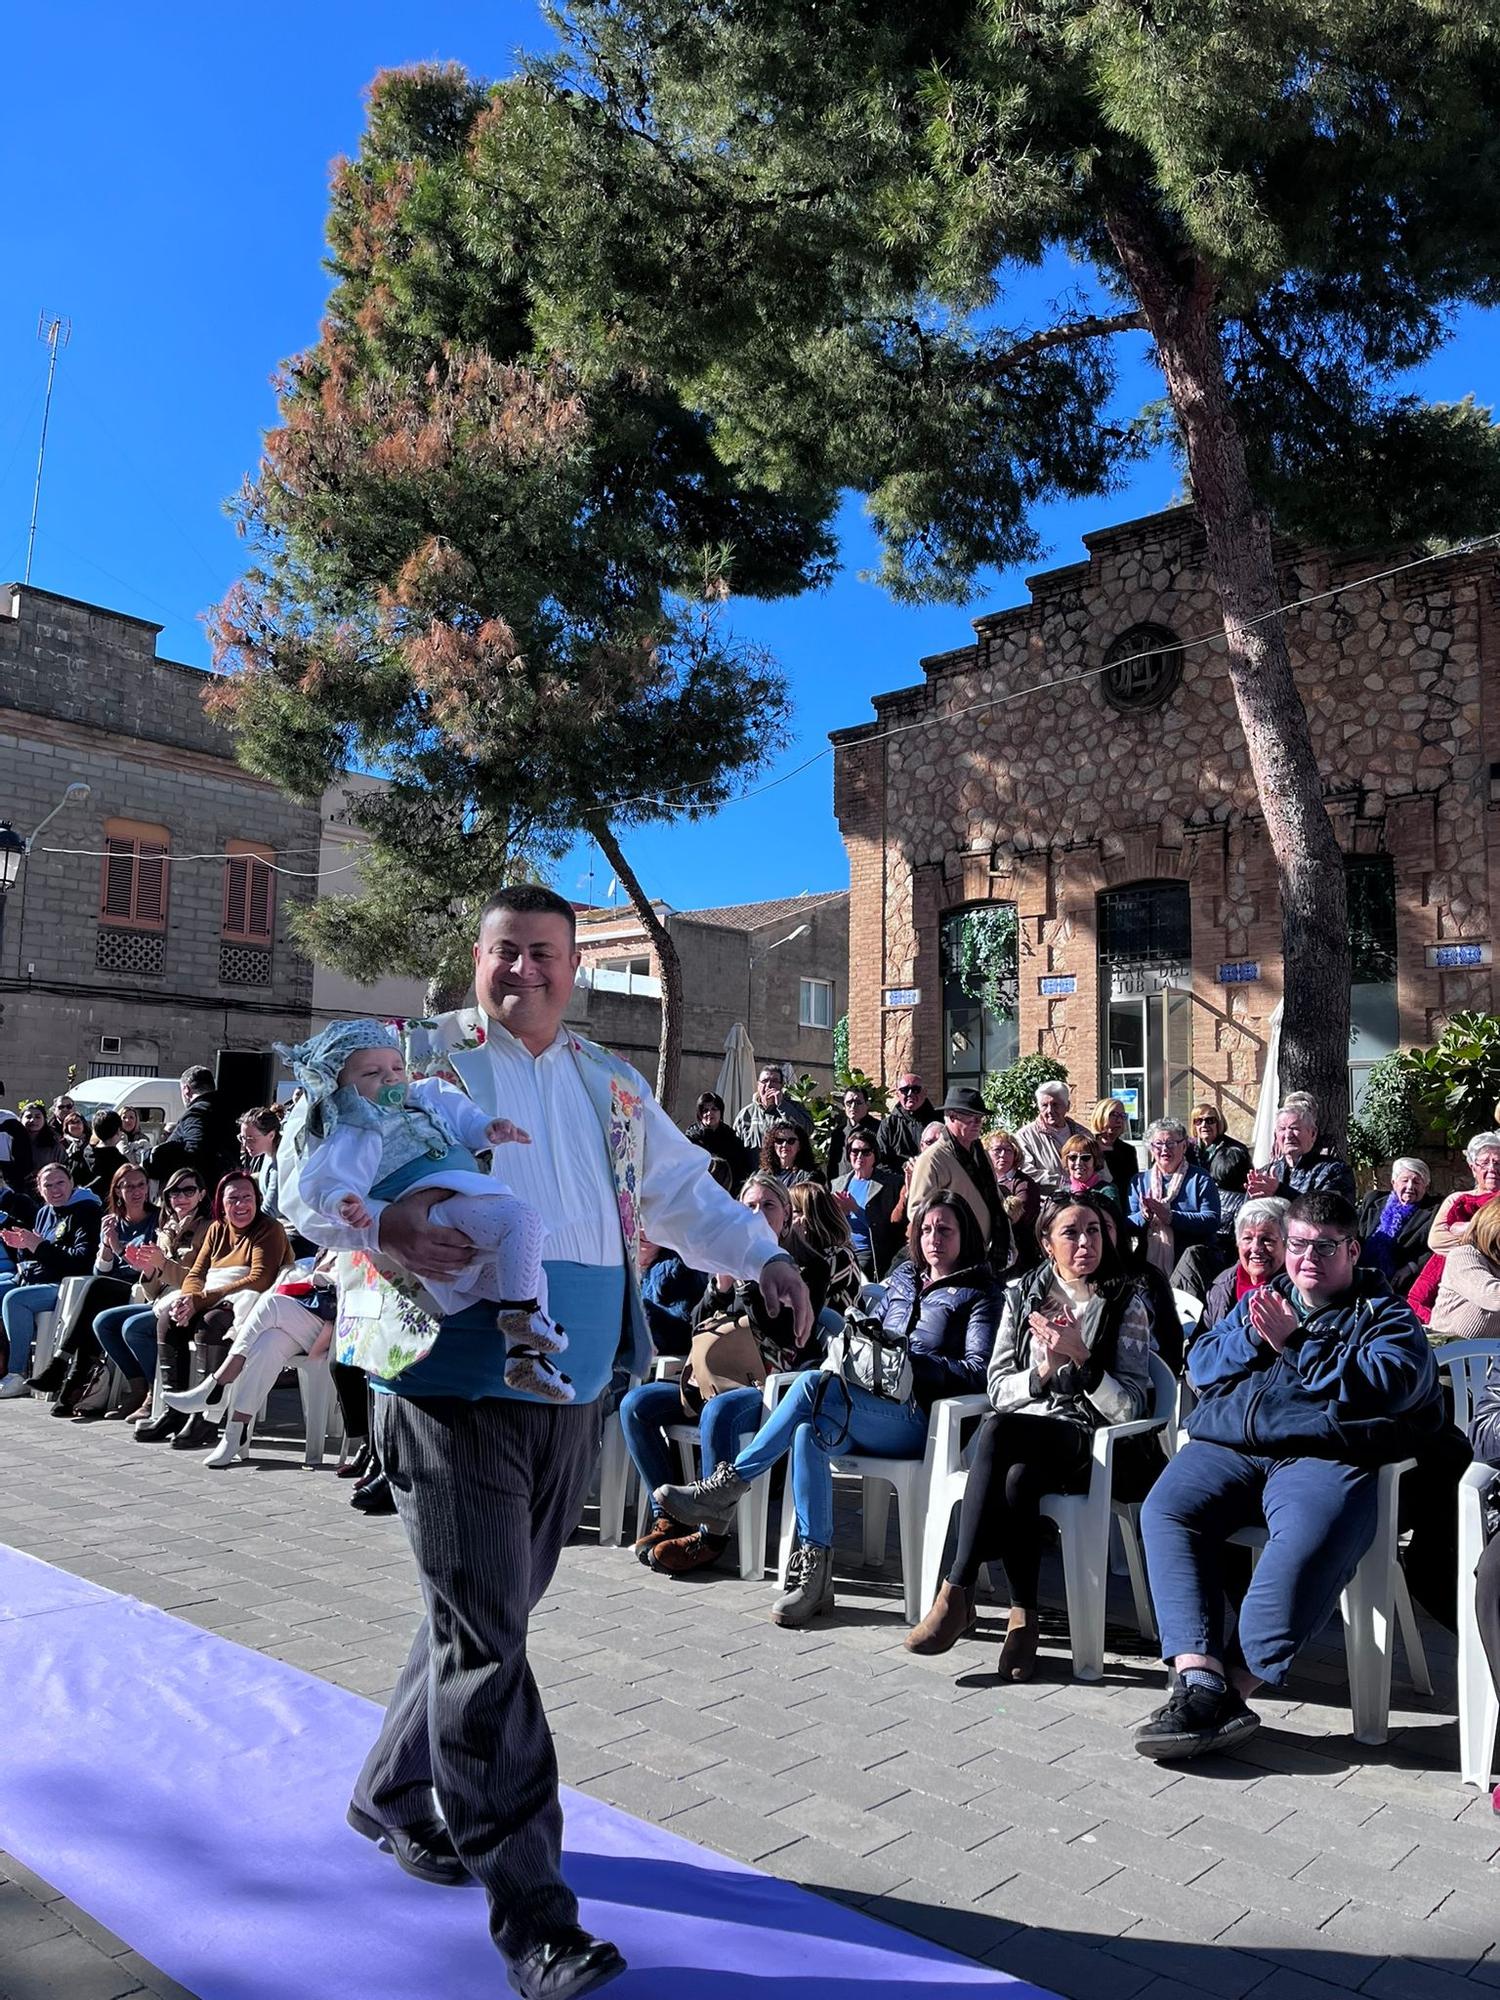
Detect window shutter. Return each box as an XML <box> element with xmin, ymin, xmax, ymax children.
<box><xmin>135</xmin><ymin>845</ymin><xmax>168</xmax><ymax>926</ymax></box>
<box><xmin>246</xmin><ymin>856</ymin><xmax>274</xmax><ymax>942</ymax></box>
<box><xmin>223</xmin><ymin>855</ymin><xmax>249</xmax><ymax>938</ymax></box>
<box><xmin>101</xmin><ymin>840</ymin><xmax>136</xmax><ymax>919</ymax></box>
<box><xmin>222</xmin><ymin>843</ymin><xmax>276</xmax><ymax>942</ymax></box>
<box><xmin>99</xmin><ymin>823</ymin><xmax>170</xmax><ymax>929</ymax></box>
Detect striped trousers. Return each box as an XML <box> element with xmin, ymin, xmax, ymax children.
<box><xmin>352</xmin><ymin>1392</ymin><xmax>603</xmax><ymax>1960</ymax></box>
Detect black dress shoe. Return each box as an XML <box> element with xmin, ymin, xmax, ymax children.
<box><xmin>507</xmin><ymin>1928</ymin><xmax>626</xmax><ymax>2000</ymax></box>
<box><xmin>345</xmin><ymin>1803</ymin><xmax>473</xmax><ymax>1885</ymax></box>
<box><xmin>134</xmin><ymin>1407</ymin><xmax>187</xmax><ymax>1443</ymax></box>
<box><xmin>337</xmin><ymin>1441</ymin><xmax>373</xmax><ymax>1481</ymax></box>
<box><xmin>171</xmin><ymin>1413</ymin><xmax>221</xmax><ymax>1451</ymax></box>
<box><xmin>350</xmin><ymin>1469</ymin><xmax>397</xmax><ymax>1515</ymax></box>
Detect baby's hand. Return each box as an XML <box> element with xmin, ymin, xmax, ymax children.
<box><xmin>337</xmin><ymin>1193</ymin><xmax>374</xmax><ymax>1229</ymax></box>
<box><xmin>485</xmin><ymin>1118</ymin><xmax>532</xmax><ymax>1148</ymax></box>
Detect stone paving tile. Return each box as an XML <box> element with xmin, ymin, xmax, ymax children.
<box><xmin>3</xmin><ymin>1394</ymin><xmax>1500</xmax><ymax>1999</ymax></box>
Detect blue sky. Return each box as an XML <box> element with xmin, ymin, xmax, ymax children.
<box><xmin>4</xmin><ymin>5</ymin><xmax>1496</xmax><ymax>918</ymax></box>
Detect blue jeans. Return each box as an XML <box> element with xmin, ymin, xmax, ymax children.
<box><xmin>1142</xmin><ymin>1441</ymin><xmax>1378</xmax><ymax>1686</ymax></box>
<box><xmin>95</xmin><ymin>1304</ymin><xmax>159</xmax><ymax>1382</ymax></box>
<box><xmin>620</xmin><ymin>1380</ymin><xmax>764</xmax><ymax>1524</ymax></box>
<box><xmin>733</xmin><ymin>1370</ymin><xmax>928</xmax><ymax>1549</ymax></box>
<box><xmin>0</xmin><ymin>1283</ymin><xmax>60</xmax><ymax>1377</ymax></box>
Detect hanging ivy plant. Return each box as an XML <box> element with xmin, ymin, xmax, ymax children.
<box><xmin>951</xmin><ymin>904</ymin><xmax>1019</xmax><ymax>1022</ymax></box>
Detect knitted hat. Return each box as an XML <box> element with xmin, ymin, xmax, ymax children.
<box><xmin>274</xmin><ymin>1018</ymin><xmax>401</xmax><ymax>1143</ymax></box>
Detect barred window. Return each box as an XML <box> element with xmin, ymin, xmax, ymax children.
<box><xmin>222</xmin><ymin>841</ymin><xmax>276</xmax><ymax>945</ymax></box>
<box><xmin>98</xmin><ymin>819</ymin><xmax>170</xmax><ymax>931</ymax></box>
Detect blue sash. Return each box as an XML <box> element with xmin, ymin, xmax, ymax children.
<box><xmin>372</xmin><ymin>1260</ymin><xmax>627</xmax><ymax>1404</ymax></box>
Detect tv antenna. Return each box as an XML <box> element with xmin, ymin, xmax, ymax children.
<box><xmin>25</xmin><ymin>312</ymin><xmax>71</xmax><ymax>585</ymax></box>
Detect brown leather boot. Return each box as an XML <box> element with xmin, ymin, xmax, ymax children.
<box><xmin>997</xmin><ymin>1607</ymin><xmax>1039</xmax><ymax>1681</ymax></box>
<box><xmin>904</xmin><ymin>1579</ymin><xmax>975</xmax><ymax>1655</ymax></box>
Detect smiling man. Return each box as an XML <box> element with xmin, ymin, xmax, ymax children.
<box><xmin>280</xmin><ymin>884</ymin><xmax>810</xmax><ymax>2000</ymax></box>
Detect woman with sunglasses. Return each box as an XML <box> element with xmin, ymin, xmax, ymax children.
<box><xmin>93</xmin><ymin>1169</ymin><xmax>213</xmax><ymax>1421</ymax></box>
<box><xmin>759</xmin><ymin>1120</ymin><xmax>824</xmax><ymax>1188</ymax></box>
<box><xmin>28</xmin><ymin>1163</ymin><xmax>159</xmax><ymax>1416</ymax></box>
<box><xmin>135</xmin><ymin>1174</ymin><xmax>288</xmax><ymax>1446</ymax></box>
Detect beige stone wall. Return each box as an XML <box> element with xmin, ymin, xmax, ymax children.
<box><xmin>833</xmin><ymin>506</ymin><xmax>1500</xmax><ymax>1137</ymax></box>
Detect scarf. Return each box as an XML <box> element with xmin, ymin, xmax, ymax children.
<box><xmin>1145</xmin><ymin>1163</ymin><xmax>1187</xmax><ymax>1276</ymax></box>
<box><xmin>1365</xmin><ymin>1192</ymin><xmax>1419</xmax><ymax>1277</ymax></box>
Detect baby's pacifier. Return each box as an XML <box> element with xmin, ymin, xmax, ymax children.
<box><xmin>375</xmin><ymin>1083</ymin><xmax>408</xmax><ymax>1110</ymax></box>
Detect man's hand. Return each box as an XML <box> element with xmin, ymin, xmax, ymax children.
<box><xmin>1244</xmin><ymin>1166</ymin><xmax>1280</xmax><ymax>1199</ymax></box>
<box><xmin>378</xmin><ymin>1186</ymin><xmax>475</xmax><ymax>1283</ymax></box>
<box><xmin>1247</xmin><ymin>1287</ymin><xmax>1298</xmax><ymax>1352</ymax></box>
<box><xmin>485</xmin><ymin>1118</ymin><xmax>532</xmax><ymax>1148</ymax></box>
<box><xmin>760</xmin><ymin>1258</ymin><xmax>813</xmax><ymax>1348</ymax></box>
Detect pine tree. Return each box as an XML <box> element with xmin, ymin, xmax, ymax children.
<box><xmin>499</xmin><ymin>0</ymin><xmax>1500</xmax><ymax>1135</ymax></box>
<box><xmin>208</xmin><ymin>65</ymin><xmax>835</xmax><ymax>1114</ymax></box>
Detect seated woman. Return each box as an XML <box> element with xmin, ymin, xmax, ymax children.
<box><xmin>1408</xmin><ymin>1133</ymin><xmax>1500</xmax><ymax>1321</ymax></box>
<box><xmin>638</xmin><ymin>1232</ymin><xmax>709</xmax><ymax>1359</ymax></box>
<box><xmin>623</xmin><ymin>1173</ymin><xmax>829</xmax><ymax>1578</ymax></box>
<box><xmin>1060</xmin><ymin>1133</ymin><xmax>1122</xmax><ymax>1211</ymax></box>
<box><xmin>652</xmin><ymin>1191</ymin><xmax>999</xmax><ymax>1626</ymax></box>
<box><xmin>161</xmin><ymin>1249</ymin><xmax>340</xmax><ymax>1468</ymax></box>
<box><xmin>1091</xmin><ymin>1097</ymin><xmax>1140</xmax><ymax>1210</ymax></box>
<box><xmin>906</xmin><ymin>1191</ymin><xmax>1152</xmax><ymax>1679</ymax></box>
<box><xmin>984</xmin><ymin>1128</ymin><xmax>1042</xmax><ymax>1273</ymax></box>
<box><xmin>1129</xmin><ymin>1119</ymin><xmax>1221</xmax><ymax>1276</ymax></box>
<box><xmin>831</xmin><ymin>1130</ymin><xmax>902</xmax><ymax>1279</ymax></box>
<box><xmin>0</xmin><ymin>1164</ymin><xmax>104</xmax><ymax>1397</ymax></box>
<box><xmin>94</xmin><ymin>1168</ymin><xmax>212</xmax><ymax>1422</ymax></box>
<box><xmin>29</xmin><ymin>1163</ymin><xmax>159</xmax><ymax>1416</ymax></box>
<box><xmin>760</xmin><ymin>1120</ymin><xmax>823</xmax><ymax>1188</ymax></box>
<box><xmin>1357</xmin><ymin>1157</ymin><xmax>1435</xmax><ymax>1296</ymax></box>
<box><xmin>134</xmin><ymin>1172</ymin><xmax>289</xmax><ymax>1448</ymax></box>
<box><xmin>789</xmin><ymin>1179</ymin><xmax>864</xmax><ymax>1314</ymax></box>
<box><xmin>1430</xmin><ymin>1197</ymin><xmax>1500</xmax><ymax>1345</ymax></box>
<box><xmin>684</xmin><ymin>1091</ymin><xmax>747</xmax><ymax>1181</ymax></box>
<box><xmin>1201</xmin><ymin>1198</ymin><xmax>1290</xmax><ymax>1332</ymax></box>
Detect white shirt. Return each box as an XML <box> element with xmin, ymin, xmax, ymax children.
<box><xmin>279</xmin><ymin>1019</ymin><xmax>782</xmax><ymax>1283</ymax></box>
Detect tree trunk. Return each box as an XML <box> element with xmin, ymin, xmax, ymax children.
<box><xmin>424</xmin><ymin>962</ymin><xmax>474</xmax><ymax>1016</ymax></box>
<box><xmin>587</xmin><ymin>819</ymin><xmax>684</xmax><ymax>1118</ymax></box>
<box><xmin>1106</xmin><ymin>208</ymin><xmax>1351</xmax><ymax>1143</ymax></box>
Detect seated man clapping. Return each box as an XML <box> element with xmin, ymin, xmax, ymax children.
<box><xmin>1134</xmin><ymin>1190</ymin><xmax>1443</xmax><ymax>1763</ymax></box>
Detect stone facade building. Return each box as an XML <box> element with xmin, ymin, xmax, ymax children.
<box><xmin>565</xmin><ymin>891</ymin><xmax>849</xmax><ymax>1115</ymax></box>
<box><xmin>833</xmin><ymin>505</ymin><xmax>1499</xmax><ymax>1138</ymax></box>
<box><xmin>0</xmin><ymin>584</ymin><xmax>423</xmax><ymax>1105</ymax></box>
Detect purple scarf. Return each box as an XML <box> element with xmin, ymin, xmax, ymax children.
<box><xmin>1366</xmin><ymin>1192</ymin><xmax>1418</xmax><ymax>1277</ymax></box>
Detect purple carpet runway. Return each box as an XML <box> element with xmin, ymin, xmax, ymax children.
<box><xmin>0</xmin><ymin>1544</ymin><xmax>1052</xmax><ymax>2000</ymax></box>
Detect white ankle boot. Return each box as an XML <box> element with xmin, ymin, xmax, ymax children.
<box><xmin>203</xmin><ymin>1419</ymin><xmax>248</xmax><ymax>1469</ymax></box>
<box><xmin>164</xmin><ymin>1376</ymin><xmax>227</xmax><ymax>1415</ymax></box>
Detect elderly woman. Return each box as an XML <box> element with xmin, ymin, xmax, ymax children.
<box><xmin>1357</xmin><ymin>1158</ymin><xmax>1436</xmax><ymax>1296</ymax></box>
<box><xmin>1091</xmin><ymin>1097</ymin><xmax>1140</xmax><ymax>1209</ymax></box>
<box><xmin>1408</xmin><ymin>1133</ymin><xmax>1500</xmax><ymax>1322</ymax></box>
<box><xmin>1060</xmin><ymin>1133</ymin><xmax>1121</xmax><ymax>1210</ymax></box>
<box><xmin>906</xmin><ymin>1191</ymin><xmax>1152</xmax><ymax>1678</ymax></box>
<box><xmin>1129</xmin><ymin>1119</ymin><xmax>1221</xmax><ymax>1275</ymax></box>
<box><xmin>985</xmin><ymin>1127</ymin><xmax>1042</xmax><ymax>1271</ymax></box>
<box><xmin>0</xmin><ymin>1163</ymin><xmax>104</xmax><ymax>1395</ymax></box>
<box><xmin>1015</xmin><ymin>1081</ymin><xmax>1088</xmax><ymax>1192</ymax></box>
<box><xmin>653</xmin><ymin>1191</ymin><xmax>1000</xmax><ymax>1625</ymax></box>
<box><xmin>760</xmin><ymin>1120</ymin><xmax>823</xmax><ymax>1188</ymax></box>
<box><xmin>626</xmin><ymin>1172</ymin><xmax>830</xmax><ymax>1578</ymax></box>
<box><xmin>1201</xmin><ymin>1198</ymin><xmax>1290</xmax><ymax>1330</ymax></box>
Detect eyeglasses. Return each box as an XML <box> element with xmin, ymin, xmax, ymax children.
<box><xmin>169</xmin><ymin>1185</ymin><xmax>202</xmax><ymax>1198</ymax></box>
<box><xmin>772</xmin><ymin>1136</ymin><xmax>799</xmax><ymax>1149</ymax></box>
<box><xmin>1285</xmin><ymin>1233</ymin><xmax>1352</xmax><ymax>1261</ymax></box>
<box><xmin>847</xmin><ymin>1146</ymin><xmax>875</xmax><ymax>1160</ymax></box>
<box><xmin>896</xmin><ymin>1084</ymin><xmax>922</xmax><ymax>1095</ymax></box>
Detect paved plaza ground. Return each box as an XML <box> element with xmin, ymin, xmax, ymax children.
<box><xmin>1</xmin><ymin>1389</ymin><xmax>1498</xmax><ymax>2000</ymax></box>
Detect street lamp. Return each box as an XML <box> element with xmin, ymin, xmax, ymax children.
<box><xmin>0</xmin><ymin>784</ymin><xmax>91</xmax><ymax>971</ymax></box>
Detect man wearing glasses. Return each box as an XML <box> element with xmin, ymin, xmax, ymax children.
<box><xmin>877</xmin><ymin>1071</ymin><xmax>938</xmax><ymax>1170</ymax></box>
<box><xmin>825</xmin><ymin>1085</ymin><xmax>882</xmax><ymax>1181</ymax></box>
<box><xmin>731</xmin><ymin>1064</ymin><xmax>812</xmax><ymax>1160</ymax></box>
<box><xmin>1135</xmin><ymin>1190</ymin><xmax>1443</xmax><ymax>1763</ymax></box>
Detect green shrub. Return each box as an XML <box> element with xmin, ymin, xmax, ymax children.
<box><xmin>1398</xmin><ymin>1011</ymin><xmax>1500</xmax><ymax>1150</ymax></box>
<box><xmin>983</xmin><ymin>1052</ymin><xmax>1069</xmax><ymax>1130</ymax></box>
<box><xmin>1348</xmin><ymin>1053</ymin><xmax>1424</xmax><ymax>1173</ymax></box>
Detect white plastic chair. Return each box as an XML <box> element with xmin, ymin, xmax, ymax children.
<box><xmin>27</xmin><ymin>1308</ymin><xmax>59</xmax><ymax>1377</ymax></box>
<box><xmin>1458</xmin><ymin>1462</ymin><xmax>1499</xmax><ymax>1790</ymax></box>
<box><xmin>1437</xmin><ymin>1339</ymin><xmax>1500</xmax><ymax>1432</ymax></box>
<box><xmin>627</xmin><ymin>1358</ymin><xmax>792</xmax><ymax>1579</ymax></box>
<box><xmin>1172</xmin><ymin>1286</ymin><xmax>1205</xmax><ymax>1340</ymax></box>
<box><xmin>1230</xmin><ymin>1456</ymin><xmax>1426</xmax><ymax>1745</ymax></box>
<box><xmin>243</xmin><ymin>1348</ymin><xmax>343</xmax><ymax>1467</ymax></box>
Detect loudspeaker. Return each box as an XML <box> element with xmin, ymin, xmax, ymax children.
<box><xmin>215</xmin><ymin>1049</ymin><xmax>276</xmax><ymax>1120</ymax></box>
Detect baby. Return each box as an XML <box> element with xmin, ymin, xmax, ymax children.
<box><xmin>276</xmin><ymin>1019</ymin><xmax>571</xmax><ymax>1401</ymax></box>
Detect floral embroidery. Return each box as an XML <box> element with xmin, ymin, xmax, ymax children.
<box><xmin>333</xmin><ymin>1248</ymin><xmax>443</xmax><ymax>1379</ymax></box>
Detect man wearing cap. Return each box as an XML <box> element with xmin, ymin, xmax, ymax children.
<box><xmin>906</xmin><ymin>1086</ymin><xmax>1010</xmax><ymax>1259</ymax></box>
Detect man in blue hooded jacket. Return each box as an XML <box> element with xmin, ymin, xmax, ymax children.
<box><xmin>1135</xmin><ymin>1189</ymin><xmax>1443</xmax><ymax>1762</ymax></box>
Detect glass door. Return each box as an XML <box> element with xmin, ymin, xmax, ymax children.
<box><xmin>1107</xmin><ymin>997</ymin><xmax>1148</xmax><ymax>1137</ymax></box>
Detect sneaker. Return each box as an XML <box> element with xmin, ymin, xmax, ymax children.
<box><xmin>772</xmin><ymin>1543</ymin><xmax>834</xmax><ymax>1628</ymax></box>
<box><xmin>1134</xmin><ymin>1680</ymin><xmax>1261</xmax><ymax>1762</ymax></box>
<box><xmin>0</xmin><ymin>1373</ymin><xmax>32</xmax><ymax>1400</ymax></box>
<box><xmin>649</xmin><ymin>1529</ymin><xmax>729</xmax><ymax>1577</ymax></box>
<box><xmin>653</xmin><ymin>1459</ymin><xmax>751</xmax><ymax>1530</ymax></box>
